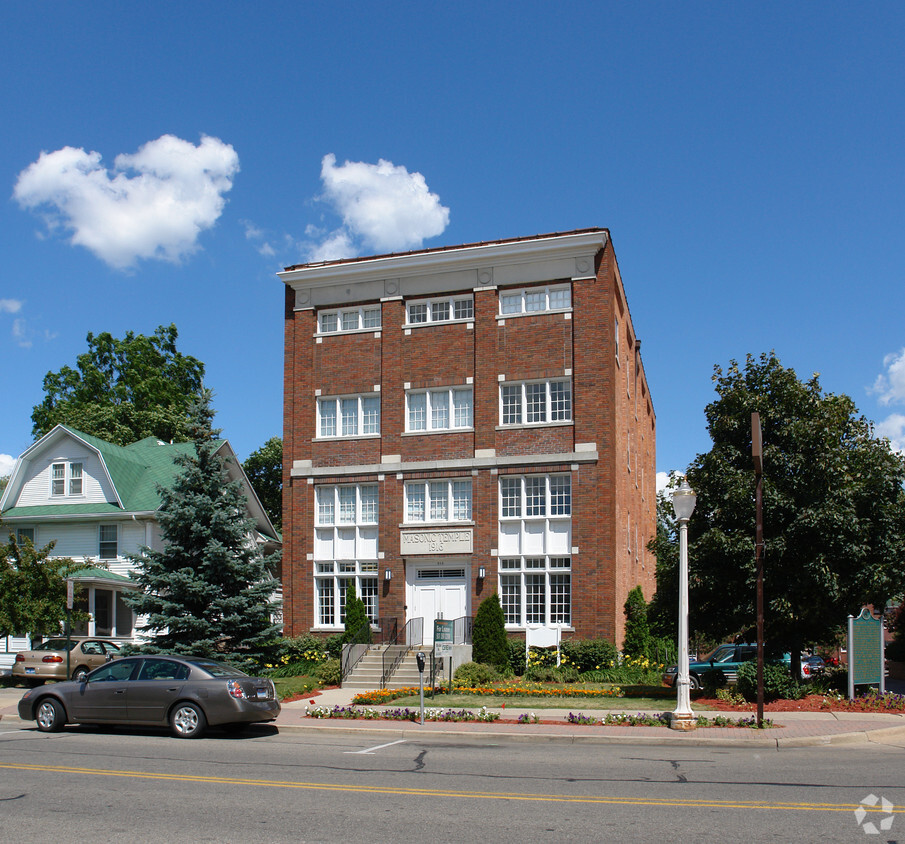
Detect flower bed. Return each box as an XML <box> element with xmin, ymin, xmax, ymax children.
<box><xmin>306</xmin><ymin>704</ymin><xmax>500</xmax><ymax>722</ymax></box>
<box><xmin>351</xmin><ymin>683</ymin><xmax>623</xmax><ymax>706</ymax></box>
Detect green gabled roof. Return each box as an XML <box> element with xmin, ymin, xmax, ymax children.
<box><xmin>2</xmin><ymin>503</ymin><xmax>131</xmax><ymax>518</ymax></box>
<box><xmin>61</xmin><ymin>427</ymin><xmax>226</xmax><ymax>513</ymax></box>
<box><xmin>68</xmin><ymin>566</ymin><xmax>135</xmax><ymax>584</ymax></box>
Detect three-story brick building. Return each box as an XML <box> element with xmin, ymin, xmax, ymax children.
<box><xmin>280</xmin><ymin>228</ymin><xmax>655</xmax><ymax>647</ymax></box>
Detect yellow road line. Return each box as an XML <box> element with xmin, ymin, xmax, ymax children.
<box><xmin>0</xmin><ymin>762</ymin><xmax>901</xmax><ymax>814</ymax></box>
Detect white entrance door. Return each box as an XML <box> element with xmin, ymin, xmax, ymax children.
<box><xmin>409</xmin><ymin>565</ymin><xmax>467</xmax><ymax>645</ymax></box>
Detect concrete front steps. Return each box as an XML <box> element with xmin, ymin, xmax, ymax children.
<box><xmin>342</xmin><ymin>645</ymin><xmax>424</xmax><ymax>690</ymax></box>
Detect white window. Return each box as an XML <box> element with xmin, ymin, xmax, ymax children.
<box><xmin>99</xmin><ymin>525</ymin><xmax>118</xmax><ymax>559</ymax></box>
<box><xmin>69</xmin><ymin>462</ymin><xmax>83</xmax><ymax>495</ymax></box>
<box><xmin>317</xmin><ymin>395</ymin><xmax>380</xmax><ymax>438</ymax></box>
<box><xmin>405</xmin><ymin>480</ymin><xmax>472</xmax><ymax>523</ymax></box>
<box><xmin>318</xmin><ymin>306</ymin><xmax>381</xmax><ymax>334</ymax></box>
<box><xmin>406</xmin><ymin>295</ymin><xmax>473</xmax><ymax>325</ymax></box>
<box><xmin>498</xmin><ymin>474</ymin><xmax>572</xmax><ymax>566</ymax></box>
<box><xmin>499</xmin><ymin>380</ymin><xmax>571</xmax><ymax>426</ymax></box>
<box><xmin>499</xmin><ymin>557</ymin><xmax>571</xmax><ymax>626</ymax></box>
<box><xmin>498</xmin><ymin>284</ymin><xmax>571</xmax><ymax>316</ymax></box>
<box><xmin>406</xmin><ymin>387</ymin><xmax>472</xmax><ymax>432</ymax></box>
<box><xmin>51</xmin><ymin>462</ymin><xmax>84</xmax><ymax>497</ymax></box>
<box><xmin>315</xmin><ymin>561</ymin><xmax>378</xmax><ymax>627</ymax></box>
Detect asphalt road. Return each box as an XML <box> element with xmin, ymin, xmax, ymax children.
<box><xmin>1</xmin><ymin>721</ymin><xmax>903</xmax><ymax>843</ymax></box>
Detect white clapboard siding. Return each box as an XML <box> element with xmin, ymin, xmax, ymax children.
<box><xmin>15</xmin><ymin>446</ymin><xmax>118</xmax><ymax>507</ymax></box>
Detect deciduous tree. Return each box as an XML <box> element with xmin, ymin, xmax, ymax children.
<box><xmin>243</xmin><ymin>437</ymin><xmax>282</xmax><ymax>532</ymax></box>
<box><xmin>682</xmin><ymin>352</ymin><xmax>905</xmax><ymax>666</ymax></box>
<box><xmin>31</xmin><ymin>324</ymin><xmax>205</xmax><ymax>445</ymax></box>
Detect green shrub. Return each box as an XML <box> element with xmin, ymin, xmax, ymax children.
<box><xmin>324</xmin><ymin>633</ymin><xmax>344</xmax><ymax>660</ymax></box>
<box><xmin>342</xmin><ymin>583</ymin><xmax>372</xmax><ymax>644</ymax></box>
<box><xmin>702</xmin><ymin>669</ymin><xmax>727</xmax><ymax>697</ymax></box>
<box><xmin>453</xmin><ymin>661</ymin><xmax>501</xmax><ymax>686</ymax></box>
<box><xmin>551</xmin><ymin>665</ymin><xmax>579</xmax><ymax>683</ymax></box>
<box><xmin>622</xmin><ymin>585</ymin><xmax>652</xmax><ymax>657</ymax></box>
<box><xmin>314</xmin><ymin>658</ymin><xmax>342</xmax><ymax>687</ymax></box>
<box><xmin>472</xmin><ymin>593</ymin><xmax>509</xmax><ymax>671</ymax></box>
<box><xmin>561</xmin><ymin>639</ymin><xmax>619</xmax><ymax>674</ymax></box>
<box><xmin>507</xmin><ymin>640</ymin><xmax>526</xmax><ymax>675</ymax></box>
<box><xmin>736</xmin><ymin>660</ymin><xmax>805</xmax><ymax>702</ymax></box>
<box><xmin>524</xmin><ymin>665</ymin><xmax>559</xmax><ymax>683</ymax></box>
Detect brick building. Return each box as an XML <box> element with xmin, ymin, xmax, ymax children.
<box><xmin>279</xmin><ymin>228</ymin><xmax>655</xmax><ymax>647</ymax></box>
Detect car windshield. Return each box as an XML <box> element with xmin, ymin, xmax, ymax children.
<box><xmin>708</xmin><ymin>646</ymin><xmax>736</xmax><ymax>663</ymax></box>
<box><xmin>187</xmin><ymin>660</ymin><xmax>249</xmax><ymax>678</ymax></box>
<box><xmin>35</xmin><ymin>639</ymin><xmax>76</xmax><ymax>651</ymax></box>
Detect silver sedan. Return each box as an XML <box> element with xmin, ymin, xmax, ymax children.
<box><xmin>17</xmin><ymin>654</ymin><xmax>280</xmax><ymax>738</ymax></box>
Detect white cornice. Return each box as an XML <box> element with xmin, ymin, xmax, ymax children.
<box><xmin>278</xmin><ymin>230</ymin><xmax>608</xmax><ymax>290</ymax></box>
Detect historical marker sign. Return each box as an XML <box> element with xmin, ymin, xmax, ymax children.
<box><xmin>848</xmin><ymin>607</ymin><xmax>885</xmax><ymax>699</ymax></box>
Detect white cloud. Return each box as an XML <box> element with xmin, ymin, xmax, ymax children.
<box><xmin>656</xmin><ymin>471</ymin><xmax>672</xmax><ymax>495</ymax></box>
<box><xmin>876</xmin><ymin>413</ymin><xmax>905</xmax><ymax>453</ymax></box>
<box><xmin>306</xmin><ymin>153</ymin><xmax>449</xmax><ymax>260</ymax></box>
<box><xmin>0</xmin><ymin>453</ymin><xmax>16</xmax><ymax>477</ymax></box>
<box><xmin>12</xmin><ymin>318</ymin><xmax>31</xmax><ymax>348</ymax></box>
<box><xmin>14</xmin><ymin>134</ymin><xmax>239</xmax><ymax>270</ymax></box>
<box><xmin>0</xmin><ymin>299</ymin><xmax>23</xmax><ymax>314</ymax></box>
<box><xmin>871</xmin><ymin>348</ymin><xmax>905</xmax><ymax>406</ymax></box>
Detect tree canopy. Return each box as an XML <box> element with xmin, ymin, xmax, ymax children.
<box><xmin>672</xmin><ymin>352</ymin><xmax>905</xmax><ymax>659</ymax></box>
<box><xmin>243</xmin><ymin>436</ymin><xmax>282</xmax><ymax>532</ymax></box>
<box><xmin>0</xmin><ymin>534</ymin><xmax>82</xmax><ymax>638</ymax></box>
<box><xmin>125</xmin><ymin>391</ymin><xmax>281</xmax><ymax>664</ymax></box>
<box><xmin>31</xmin><ymin>324</ymin><xmax>205</xmax><ymax>446</ymax></box>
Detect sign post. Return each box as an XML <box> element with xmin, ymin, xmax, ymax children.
<box><xmin>433</xmin><ymin>619</ymin><xmax>454</xmax><ymax>693</ymax></box>
<box><xmin>848</xmin><ymin>608</ymin><xmax>885</xmax><ymax>700</ymax></box>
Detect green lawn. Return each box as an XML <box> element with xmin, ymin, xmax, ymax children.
<box><xmin>386</xmin><ymin>692</ymin><xmax>694</xmax><ymax>710</ymax></box>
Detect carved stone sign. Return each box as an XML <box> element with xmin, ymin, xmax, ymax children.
<box><xmin>400</xmin><ymin>527</ymin><xmax>473</xmax><ymax>555</ymax></box>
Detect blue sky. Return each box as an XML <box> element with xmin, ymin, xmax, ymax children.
<box><xmin>2</xmin><ymin>2</ymin><xmax>904</xmax><ymax>487</ymax></box>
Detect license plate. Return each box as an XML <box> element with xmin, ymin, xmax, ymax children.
<box><xmin>25</xmin><ymin>668</ymin><xmax>35</xmax><ymax>674</ymax></box>
<box><xmin>255</xmin><ymin>688</ymin><xmax>268</xmax><ymax>699</ymax></box>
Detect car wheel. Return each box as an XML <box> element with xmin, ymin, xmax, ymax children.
<box><xmin>35</xmin><ymin>698</ymin><xmax>66</xmax><ymax>732</ymax></box>
<box><xmin>689</xmin><ymin>674</ymin><xmax>701</xmax><ymax>690</ymax></box>
<box><xmin>72</xmin><ymin>666</ymin><xmax>89</xmax><ymax>683</ymax></box>
<box><xmin>170</xmin><ymin>703</ymin><xmax>207</xmax><ymax>739</ymax></box>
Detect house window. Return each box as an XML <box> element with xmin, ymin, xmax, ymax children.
<box><xmin>405</xmin><ymin>480</ymin><xmax>472</xmax><ymax>523</ymax></box>
<box><xmin>51</xmin><ymin>463</ymin><xmax>65</xmax><ymax>496</ymax></box>
<box><xmin>318</xmin><ymin>306</ymin><xmax>381</xmax><ymax>334</ymax></box>
<box><xmin>499</xmin><ymin>557</ymin><xmax>571</xmax><ymax>626</ymax></box>
<box><xmin>406</xmin><ymin>295</ymin><xmax>473</xmax><ymax>325</ymax></box>
<box><xmin>99</xmin><ymin>525</ymin><xmax>118</xmax><ymax>560</ymax></box>
<box><xmin>16</xmin><ymin>528</ymin><xmax>35</xmax><ymax>545</ymax></box>
<box><xmin>50</xmin><ymin>461</ymin><xmax>84</xmax><ymax>497</ymax></box>
<box><xmin>315</xmin><ymin>561</ymin><xmax>378</xmax><ymax>627</ymax></box>
<box><xmin>498</xmin><ymin>284</ymin><xmax>571</xmax><ymax>316</ymax></box>
<box><xmin>406</xmin><ymin>387</ymin><xmax>473</xmax><ymax>432</ymax></box>
<box><xmin>313</xmin><ymin>484</ymin><xmax>379</xmax><ymax>628</ymax></box>
<box><xmin>499</xmin><ymin>380</ymin><xmax>571</xmax><ymax>426</ymax></box>
<box><xmin>69</xmin><ymin>463</ymin><xmax>83</xmax><ymax>495</ymax></box>
<box><xmin>317</xmin><ymin>395</ymin><xmax>380</xmax><ymax>438</ymax></box>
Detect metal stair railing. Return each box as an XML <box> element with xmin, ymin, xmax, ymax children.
<box><xmin>340</xmin><ymin>616</ymin><xmax>397</xmax><ymax>682</ymax></box>
<box><xmin>381</xmin><ymin>617</ymin><xmax>423</xmax><ymax>687</ymax></box>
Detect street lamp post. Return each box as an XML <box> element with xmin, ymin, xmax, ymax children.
<box><xmin>669</xmin><ymin>478</ymin><xmax>697</xmax><ymax>731</ymax></box>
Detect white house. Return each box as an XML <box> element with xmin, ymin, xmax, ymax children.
<box><xmin>0</xmin><ymin>425</ymin><xmax>281</xmax><ymax>670</ymax></box>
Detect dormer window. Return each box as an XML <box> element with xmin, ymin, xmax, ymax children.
<box><xmin>50</xmin><ymin>461</ymin><xmax>84</xmax><ymax>497</ymax></box>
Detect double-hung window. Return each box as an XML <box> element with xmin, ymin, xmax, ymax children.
<box><xmin>317</xmin><ymin>395</ymin><xmax>380</xmax><ymax>438</ymax></box>
<box><xmin>99</xmin><ymin>525</ymin><xmax>118</xmax><ymax>560</ymax></box>
<box><xmin>406</xmin><ymin>295</ymin><xmax>474</xmax><ymax>325</ymax></box>
<box><xmin>318</xmin><ymin>306</ymin><xmax>381</xmax><ymax>334</ymax></box>
<box><xmin>500</xmin><ymin>380</ymin><xmax>571</xmax><ymax>426</ymax></box>
<box><xmin>406</xmin><ymin>387</ymin><xmax>472</xmax><ymax>432</ymax></box>
<box><xmin>498</xmin><ymin>474</ymin><xmax>572</xmax><ymax>627</ymax></box>
<box><xmin>499</xmin><ymin>284</ymin><xmax>571</xmax><ymax>316</ymax></box>
<box><xmin>51</xmin><ymin>461</ymin><xmax>84</xmax><ymax>497</ymax></box>
<box><xmin>405</xmin><ymin>480</ymin><xmax>472</xmax><ymax>523</ymax></box>
<box><xmin>313</xmin><ymin>484</ymin><xmax>379</xmax><ymax>627</ymax></box>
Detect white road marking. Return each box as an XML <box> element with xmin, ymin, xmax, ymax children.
<box><xmin>345</xmin><ymin>739</ymin><xmax>407</xmax><ymax>755</ymax></box>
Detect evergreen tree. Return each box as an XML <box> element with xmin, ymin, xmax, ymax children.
<box><xmin>622</xmin><ymin>585</ymin><xmax>652</xmax><ymax>657</ymax></box>
<box><xmin>472</xmin><ymin>593</ymin><xmax>509</xmax><ymax>671</ymax></box>
<box><xmin>125</xmin><ymin>391</ymin><xmax>280</xmax><ymax>664</ymax></box>
<box><xmin>342</xmin><ymin>581</ymin><xmax>371</xmax><ymax>644</ymax></box>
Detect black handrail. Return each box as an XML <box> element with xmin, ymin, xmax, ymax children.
<box><xmin>381</xmin><ymin>617</ymin><xmax>423</xmax><ymax>686</ymax></box>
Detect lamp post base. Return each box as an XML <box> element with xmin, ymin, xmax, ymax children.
<box><xmin>667</xmin><ymin>712</ymin><xmax>698</xmax><ymax>731</ymax></box>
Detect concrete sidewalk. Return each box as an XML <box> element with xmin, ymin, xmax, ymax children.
<box><xmin>3</xmin><ymin>684</ymin><xmax>904</xmax><ymax>748</ymax></box>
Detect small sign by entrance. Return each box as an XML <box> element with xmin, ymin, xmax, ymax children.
<box><xmin>433</xmin><ymin>619</ymin><xmax>454</xmax><ymax>657</ymax></box>
<box><xmin>848</xmin><ymin>607</ymin><xmax>885</xmax><ymax>699</ymax></box>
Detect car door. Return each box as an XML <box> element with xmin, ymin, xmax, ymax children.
<box><xmin>68</xmin><ymin>658</ymin><xmax>140</xmax><ymax>723</ymax></box>
<box><xmin>79</xmin><ymin>640</ymin><xmax>111</xmax><ymax>672</ymax></box>
<box><xmin>127</xmin><ymin>658</ymin><xmax>190</xmax><ymax>723</ymax></box>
